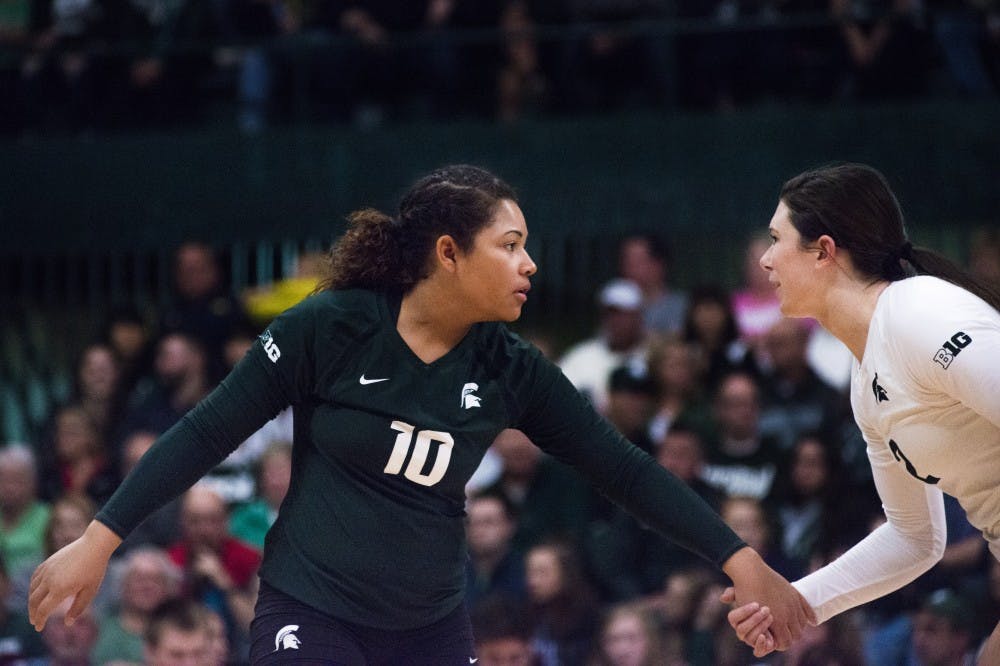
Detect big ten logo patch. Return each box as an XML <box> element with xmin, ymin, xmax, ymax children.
<box><xmin>932</xmin><ymin>331</ymin><xmax>971</xmax><ymax>369</ymax></box>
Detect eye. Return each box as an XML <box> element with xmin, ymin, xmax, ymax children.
<box><xmin>769</xmin><ymin>234</ymin><xmax>777</xmax><ymax>244</ymax></box>
<box><xmin>505</xmin><ymin>242</ymin><xmax>517</xmax><ymax>252</ymax></box>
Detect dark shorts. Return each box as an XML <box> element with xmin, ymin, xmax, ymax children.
<box><xmin>249</xmin><ymin>581</ymin><xmax>475</xmax><ymax>665</ymax></box>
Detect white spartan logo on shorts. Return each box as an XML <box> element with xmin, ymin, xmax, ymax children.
<box><xmin>275</xmin><ymin>625</ymin><xmax>302</xmax><ymax>651</ymax></box>
<box><xmin>461</xmin><ymin>383</ymin><xmax>481</xmax><ymax>409</ymax></box>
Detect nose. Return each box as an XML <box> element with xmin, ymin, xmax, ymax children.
<box><xmin>522</xmin><ymin>250</ymin><xmax>537</xmax><ymax>276</ymax></box>
<box><xmin>758</xmin><ymin>247</ymin><xmax>771</xmax><ymax>271</ymax></box>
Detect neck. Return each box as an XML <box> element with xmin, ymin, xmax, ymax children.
<box><xmin>398</xmin><ymin>282</ymin><xmax>473</xmax><ymax>364</ymax></box>
<box><xmin>814</xmin><ymin>278</ymin><xmax>889</xmax><ymax>362</ymax></box>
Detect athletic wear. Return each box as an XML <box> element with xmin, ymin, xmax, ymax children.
<box><xmin>97</xmin><ymin>289</ymin><xmax>745</xmax><ymax>631</ymax></box>
<box><xmin>249</xmin><ymin>581</ymin><xmax>474</xmax><ymax>665</ymax></box>
<box><xmin>794</xmin><ymin>276</ymin><xmax>1000</xmax><ymax>623</ymax></box>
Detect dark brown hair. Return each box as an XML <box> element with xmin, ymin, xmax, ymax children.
<box><xmin>781</xmin><ymin>163</ymin><xmax>1000</xmax><ymax>310</ymax></box>
<box><xmin>317</xmin><ymin>165</ymin><xmax>517</xmax><ymax>293</ymax></box>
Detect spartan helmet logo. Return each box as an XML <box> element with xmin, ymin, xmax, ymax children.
<box><xmin>871</xmin><ymin>373</ymin><xmax>889</xmax><ymax>403</ymax></box>
<box><xmin>275</xmin><ymin>625</ymin><xmax>302</xmax><ymax>651</ymax></box>
<box><xmin>461</xmin><ymin>382</ymin><xmax>481</xmax><ymax>409</ymax></box>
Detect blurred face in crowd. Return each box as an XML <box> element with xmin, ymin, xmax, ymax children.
<box><xmin>791</xmin><ymin>438</ymin><xmax>828</xmax><ymax>497</ymax></box>
<box><xmin>181</xmin><ymin>487</ymin><xmax>229</xmax><ymax>552</ymax></box>
<box><xmin>476</xmin><ymin>638</ymin><xmax>535</xmax><ymax>666</ymax></box>
<box><xmin>110</xmin><ymin>319</ymin><xmax>148</xmax><ymax>363</ymax></box>
<box><xmin>155</xmin><ymin>333</ymin><xmax>205</xmax><ymax>388</ymax></box>
<box><xmin>526</xmin><ymin>546</ymin><xmax>563</xmax><ymax>604</ymax></box>
<box><xmin>656</xmin><ymin>430</ymin><xmax>703</xmax><ymax>482</ymax></box>
<box><xmin>492</xmin><ymin>429</ymin><xmax>540</xmax><ymax>482</ymax></box>
<box><xmin>0</xmin><ymin>454</ymin><xmax>36</xmax><ymax>511</ymax></box>
<box><xmin>764</xmin><ymin>318</ymin><xmax>809</xmax><ymax>375</ymax></box>
<box><xmin>689</xmin><ymin>299</ymin><xmax>729</xmax><ymax>347</ymax></box>
<box><xmin>603</xmin><ymin>306</ymin><xmax>644</xmax><ymax>351</ymax></box>
<box><xmin>652</xmin><ymin>340</ymin><xmax>697</xmax><ymax>397</ymax></box>
<box><xmin>122</xmin><ymin>551</ymin><xmax>175</xmax><ymax>614</ymax></box>
<box><xmin>619</xmin><ymin>237</ymin><xmax>665</xmax><ymax>291</ymax></box>
<box><xmin>175</xmin><ymin>243</ymin><xmax>220</xmax><ymax>301</ymax></box>
<box><xmin>911</xmin><ymin>610</ymin><xmax>969</xmax><ymax>666</ymax></box>
<box><xmin>122</xmin><ymin>430</ymin><xmax>158</xmax><ymax>477</ymax></box>
<box><xmin>55</xmin><ymin>408</ymin><xmax>100</xmax><ymax>463</ymax></box>
<box><xmin>78</xmin><ymin>344</ymin><xmax>120</xmax><ymax>401</ymax></box>
<box><xmin>714</xmin><ymin>374</ymin><xmax>760</xmax><ymax>440</ymax></box>
<box><xmin>661</xmin><ymin>571</ymin><xmax>703</xmax><ymax>627</ymax></box>
<box><xmin>606</xmin><ymin>388</ymin><xmax>653</xmax><ymax>438</ymax></box>
<box><xmin>722</xmin><ymin>498</ymin><xmax>770</xmax><ymax>554</ymax></box>
<box><xmin>466</xmin><ymin>496</ymin><xmax>514</xmax><ymax>558</ymax></box>
<box><xmin>48</xmin><ymin>499</ymin><xmax>93</xmax><ymax>553</ymax></box>
<box><xmin>600</xmin><ymin>610</ymin><xmax>650</xmax><ymax>666</ymax></box>
<box><xmin>43</xmin><ymin>600</ymin><xmax>98</xmax><ymax>661</ymax></box>
<box><xmin>146</xmin><ymin>625</ymin><xmax>211</xmax><ymax>666</ymax></box>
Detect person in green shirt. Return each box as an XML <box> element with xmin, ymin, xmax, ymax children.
<box><xmin>28</xmin><ymin>165</ymin><xmax>814</xmax><ymax>663</ymax></box>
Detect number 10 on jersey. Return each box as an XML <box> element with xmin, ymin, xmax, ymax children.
<box><xmin>384</xmin><ymin>421</ymin><xmax>455</xmax><ymax>487</ymax></box>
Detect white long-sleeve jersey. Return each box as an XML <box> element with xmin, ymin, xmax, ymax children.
<box><xmin>793</xmin><ymin>275</ymin><xmax>1000</xmax><ymax>624</ymax></box>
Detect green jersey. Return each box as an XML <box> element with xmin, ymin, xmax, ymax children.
<box><xmin>97</xmin><ymin>289</ymin><xmax>744</xmax><ymax>629</ymax></box>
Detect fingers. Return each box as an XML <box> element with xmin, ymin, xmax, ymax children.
<box><xmin>66</xmin><ymin>589</ymin><xmax>92</xmax><ymax>627</ymax></box>
<box><xmin>736</xmin><ymin>607</ymin><xmax>773</xmax><ymax>647</ymax></box>
<box><xmin>753</xmin><ymin>632</ymin><xmax>776</xmax><ymax>658</ymax></box>
<box><xmin>29</xmin><ymin>589</ymin><xmax>60</xmax><ymax>632</ymax></box>
<box><xmin>720</xmin><ymin>586</ymin><xmax>736</xmax><ymax>604</ymax></box>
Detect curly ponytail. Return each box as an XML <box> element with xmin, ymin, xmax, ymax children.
<box><xmin>316</xmin><ymin>165</ymin><xmax>517</xmax><ymax>294</ymax></box>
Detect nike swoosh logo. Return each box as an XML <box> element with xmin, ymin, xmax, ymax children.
<box><xmin>359</xmin><ymin>375</ymin><xmax>390</xmax><ymax>385</ymax></box>
<box><xmin>469</xmin><ymin>659</ymin><xmax>478</xmax><ymax>664</ymax></box>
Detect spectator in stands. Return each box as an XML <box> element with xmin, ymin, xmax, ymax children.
<box><xmin>471</xmin><ymin>592</ymin><xmax>538</xmax><ymax>666</ymax></box>
<box><xmin>143</xmin><ymin>598</ymin><xmax>212</xmax><ymax>666</ymax></box>
<box><xmin>721</xmin><ymin>495</ymin><xmax>803</xmax><ymax>582</ymax></box>
<box><xmin>525</xmin><ymin>539</ymin><xmax>601</xmax><ymax>666</ymax></box>
<box><xmin>646</xmin><ymin>336</ymin><xmax>713</xmax><ymax>445</ymax></box>
<box><xmin>100</xmin><ymin>305</ymin><xmax>154</xmax><ymax>401</ymax></box>
<box><xmin>766</xmin><ymin>432</ymin><xmax>862</xmax><ymax>575</ymax></box>
<box><xmin>604</xmin><ymin>365</ymin><xmax>657</xmax><ymax>454</ymax></box>
<box><xmin>40</xmin><ymin>405</ymin><xmax>117</xmax><ymax>506</ymax></box>
<box><xmin>654</xmin><ymin>567</ymin><xmax>720</xmax><ymax>664</ymax></box>
<box><xmin>66</xmin><ymin>342</ymin><xmax>124</xmax><ymax>442</ymax></box>
<box><xmin>113</xmin><ymin>430</ymin><xmax>180</xmax><ymax>556</ymax></box>
<box><xmin>588</xmin><ymin>602</ymin><xmax>667</xmax><ymax>666</ymax></box>
<box><xmin>92</xmin><ymin>546</ymin><xmax>180</xmax><ymax>665</ymax></box>
<box><xmin>498</xmin><ymin>0</ymin><xmax>548</xmax><ymax>122</ymax></box>
<box><xmin>585</xmin><ymin>424</ymin><xmax>718</xmax><ymax>602</ymax></box>
<box><xmin>731</xmin><ymin>233</ymin><xmax>784</xmax><ymax>356</ymax></box>
<box><xmin>169</xmin><ymin>486</ymin><xmax>259</xmax><ymax>656</ymax></box>
<box><xmin>701</xmin><ymin>372</ymin><xmax>783</xmax><ymax>501</ymax></box>
<box><xmin>464</xmin><ymin>491</ymin><xmax>526</xmax><ymax>609</ymax></box>
<box><xmin>618</xmin><ymin>232</ymin><xmax>687</xmax><ymax>336</ymax></box>
<box><xmin>119</xmin><ymin>330</ymin><xmax>212</xmax><ymax>440</ymax></box>
<box><xmin>160</xmin><ymin>241</ymin><xmax>251</xmax><ymax>382</ymax></box>
<box><xmin>32</xmin><ymin>597</ymin><xmax>99</xmax><ymax>666</ymax></box>
<box><xmin>242</xmin><ymin>250</ymin><xmax>326</xmax><ymax>328</ymax></box>
<box><xmin>559</xmin><ymin>278</ymin><xmax>648</xmax><ymax>414</ymax></box>
<box><xmin>777</xmin><ymin>612</ymin><xmax>867</xmax><ymax>666</ymax></box>
<box><xmin>682</xmin><ymin>285</ymin><xmax>760</xmax><ymax>395</ymax></box>
<box><xmin>0</xmin><ymin>553</ymin><xmax>46</xmax><ymax>659</ymax></box>
<box><xmin>758</xmin><ymin>317</ymin><xmax>842</xmax><ymax>452</ymax></box>
<box><xmin>229</xmin><ymin>441</ymin><xmax>292</xmax><ymax>549</ymax></box>
<box><xmin>909</xmin><ymin>588</ymin><xmax>979</xmax><ymax>666</ymax></box>
<box><xmin>480</xmin><ymin>429</ymin><xmax>592</xmax><ymax>552</ymax></box>
<box><xmin>926</xmin><ymin>0</ymin><xmax>997</xmax><ymax>97</ymax></box>
<box><xmin>0</xmin><ymin>445</ymin><xmax>49</xmax><ymax>578</ymax></box>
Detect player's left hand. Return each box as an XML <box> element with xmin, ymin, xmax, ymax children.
<box><xmin>722</xmin><ymin>587</ymin><xmax>781</xmax><ymax>657</ymax></box>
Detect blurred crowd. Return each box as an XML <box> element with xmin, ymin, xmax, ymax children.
<box><xmin>1</xmin><ymin>230</ymin><xmax>998</xmax><ymax>665</ymax></box>
<box><xmin>0</xmin><ymin>0</ymin><xmax>999</xmax><ymax>135</ymax></box>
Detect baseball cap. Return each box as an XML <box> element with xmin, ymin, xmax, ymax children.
<box><xmin>598</xmin><ymin>279</ymin><xmax>643</xmax><ymax>311</ymax></box>
<box><xmin>921</xmin><ymin>588</ymin><xmax>975</xmax><ymax>629</ymax></box>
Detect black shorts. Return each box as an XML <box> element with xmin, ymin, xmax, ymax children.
<box><xmin>249</xmin><ymin>581</ymin><xmax>475</xmax><ymax>665</ymax></box>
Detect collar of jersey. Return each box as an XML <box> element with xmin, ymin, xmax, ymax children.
<box><xmin>379</xmin><ymin>290</ymin><xmax>477</xmax><ymax>370</ymax></box>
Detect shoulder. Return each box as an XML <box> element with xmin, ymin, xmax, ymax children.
<box><xmin>265</xmin><ymin>289</ymin><xmax>384</xmax><ymax>343</ymax></box>
<box><xmin>877</xmin><ymin>277</ymin><xmax>995</xmax><ymax>351</ymax></box>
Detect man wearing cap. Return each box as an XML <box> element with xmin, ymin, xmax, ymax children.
<box><xmin>558</xmin><ymin>279</ymin><xmax>649</xmax><ymax>415</ymax></box>
<box><xmin>911</xmin><ymin>588</ymin><xmax>978</xmax><ymax>666</ymax></box>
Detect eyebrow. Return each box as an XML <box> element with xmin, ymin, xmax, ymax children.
<box><xmin>504</xmin><ymin>230</ymin><xmax>524</xmax><ymax>237</ymax></box>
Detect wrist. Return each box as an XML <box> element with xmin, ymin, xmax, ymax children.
<box><xmin>83</xmin><ymin>520</ymin><xmax>124</xmax><ymax>558</ymax></box>
<box><xmin>721</xmin><ymin>545</ymin><xmax>763</xmax><ymax>582</ymax></box>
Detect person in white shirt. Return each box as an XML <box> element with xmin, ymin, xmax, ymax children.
<box><xmin>723</xmin><ymin>163</ymin><xmax>1000</xmax><ymax>663</ymax></box>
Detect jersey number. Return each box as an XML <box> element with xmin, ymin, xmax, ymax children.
<box><xmin>384</xmin><ymin>421</ymin><xmax>454</xmax><ymax>487</ymax></box>
<box><xmin>889</xmin><ymin>439</ymin><xmax>940</xmax><ymax>485</ymax></box>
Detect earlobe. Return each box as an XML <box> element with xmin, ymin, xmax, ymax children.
<box><xmin>436</xmin><ymin>236</ymin><xmax>459</xmax><ymax>272</ymax></box>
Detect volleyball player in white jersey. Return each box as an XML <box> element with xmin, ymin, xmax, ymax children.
<box><xmin>724</xmin><ymin>163</ymin><xmax>1000</xmax><ymax>662</ymax></box>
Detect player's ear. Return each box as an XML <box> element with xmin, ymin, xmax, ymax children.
<box><xmin>435</xmin><ymin>235</ymin><xmax>460</xmax><ymax>273</ymax></box>
<box><xmin>816</xmin><ymin>235</ymin><xmax>837</xmax><ymax>261</ymax></box>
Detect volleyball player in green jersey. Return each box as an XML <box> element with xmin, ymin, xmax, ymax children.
<box><xmin>29</xmin><ymin>165</ymin><xmax>814</xmax><ymax>663</ymax></box>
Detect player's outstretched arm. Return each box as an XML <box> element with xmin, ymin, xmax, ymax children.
<box><xmin>28</xmin><ymin>520</ymin><xmax>122</xmax><ymax>632</ymax></box>
<box><xmin>721</xmin><ymin>548</ymin><xmax>816</xmax><ymax>652</ymax></box>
